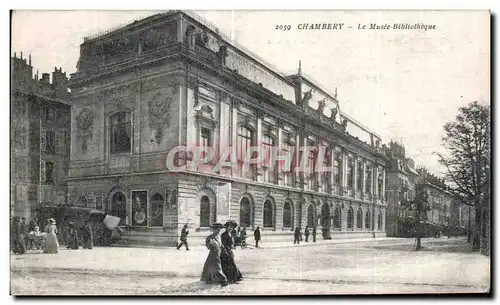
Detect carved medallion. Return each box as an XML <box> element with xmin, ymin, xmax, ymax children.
<box><xmin>76</xmin><ymin>108</ymin><xmax>94</xmax><ymax>153</ymax></box>
<box><xmin>148</xmin><ymin>91</ymin><xmax>173</xmax><ymax>144</ymax></box>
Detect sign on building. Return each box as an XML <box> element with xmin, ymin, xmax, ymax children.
<box><xmin>217</xmin><ymin>182</ymin><xmax>231</xmax><ymax>222</ymax></box>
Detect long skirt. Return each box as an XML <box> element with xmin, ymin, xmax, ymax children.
<box><xmin>43</xmin><ymin>232</ymin><xmax>59</xmax><ymax>254</ymax></box>
<box><xmin>201</xmin><ymin>250</ymin><xmax>228</xmax><ymax>284</ymax></box>
<box><xmin>221</xmin><ymin>249</ymin><xmax>243</xmax><ymax>283</ymax></box>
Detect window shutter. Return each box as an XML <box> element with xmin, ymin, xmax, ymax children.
<box><xmin>55</xmin><ymin>131</ymin><xmax>60</xmax><ymax>154</ymax></box>
<box><xmin>40</xmin><ymin>161</ymin><xmax>46</xmax><ymax>183</ymax></box>
<box><xmin>40</xmin><ymin>132</ymin><xmax>46</xmax><ymax>152</ymax></box>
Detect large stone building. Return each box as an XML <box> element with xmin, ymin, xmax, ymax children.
<box><xmin>10</xmin><ymin>53</ymin><xmax>71</xmax><ymax>219</ymax></box>
<box><xmin>67</xmin><ymin>11</ymin><xmax>388</xmax><ymax>246</ymax></box>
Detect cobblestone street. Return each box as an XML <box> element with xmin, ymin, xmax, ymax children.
<box><xmin>10</xmin><ymin>237</ymin><xmax>490</xmax><ymax>295</ymax></box>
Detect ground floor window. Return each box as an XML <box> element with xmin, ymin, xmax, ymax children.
<box><xmin>200</xmin><ymin>196</ymin><xmax>211</xmax><ymax>228</ymax></box>
<box><xmin>333</xmin><ymin>207</ymin><xmax>341</xmax><ymax>229</ymax></box>
<box><xmin>110</xmin><ymin>192</ymin><xmax>127</xmax><ymax>226</ymax></box>
<box><xmin>307</xmin><ymin>204</ymin><xmax>315</xmax><ymax>227</ymax></box>
<box><xmin>283</xmin><ymin>201</ymin><xmax>293</xmax><ymax>228</ymax></box>
<box><xmin>365</xmin><ymin>210</ymin><xmax>371</xmax><ymax>229</ymax></box>
<box><xmin>356</xmin><ymin>209</ymin><xmax>363</xmax><ymax>229</ymax></box>
<box><xmin>347</xmin><ymin>207</ymin><xmax>354</xmax><ymax>229</ymax></box>
<box><xmin>150</xmin><ymin>193</ymin><xmax>164</xmax><ymax>227</ymax></box>
<box><xmin>378</xmin><ymin>213</ymin><xmax>383</xmax><ymax>230</ymax></box>
<box><xmin>240</xmin><ymin>198</ymin><xmax>252</xmax><ymax>228</ymax></box>
<box><xmin>263</xmin><ymin>200</ymin><xmax>275</xmax><ymax>228</ymax></box>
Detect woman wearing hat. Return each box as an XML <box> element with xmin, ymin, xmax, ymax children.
<box><xmin>221</xmin><ymin>221</ymin><xmax>243</xmax><ymax>284</ymax></box>
<box><xmin>42</xmin><ymin>218</ymin><xmax>59</xmax><ymax>254</ymax></box>
<box><xmin>200</xmin><ymin>222</ymin><xmax>229</xmax><ymax>287</ymax></box>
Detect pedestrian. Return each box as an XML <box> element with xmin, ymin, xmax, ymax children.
<box><xmin>82</xmin><ymin>222</ymin><xmax>93</xmax><ymax>249</ymax></box>
<box><xmin>42</xmin><ymin>218</ymin><xmax>59</xmax><ymax>254</ymax></box>
<box><xmin>201</xmin><ymin>223</ymin><xmax>229</xmax><ymax>287</ymax></box>
<box><xmin>254</xmin><ymin>226</ymin><xmax>261</xmax><ymax>248</ymax></box>
<box><xmin>294</xmin><ymin>227</ymin><xmax>301</xmax><ymax>244</ymax></box>
<box><xmin>304</xmin><ymin>227</ymin><xmax>309</xmax><ymax>242</ymax></box>
<box><xmin>66</xmin><ymin>222</ymin><xmax>79</xmax><ymax>250</ymax></box>
<box><xmin>177</xmin><ymin>224</ymin><xmax>190</xmax><ymax>251</ymax></box>
<box><xmin>312</xmin><ymin>226</ymin><xmax>317</xmax><ymax>243</ymax></box>
<box><xmin>12</xmin><ymin>217</ymin><xmax>26</xmax><ymax>254</ymax></box>
<box><xmin>221</xmin><ymin>221</ymin><xmax>243</xmax><ymax>283</ymax></box>
<box><xmin>19</xmin><ymin>217</ymin><xmax>28</xmax><ymax>253</ymax></box>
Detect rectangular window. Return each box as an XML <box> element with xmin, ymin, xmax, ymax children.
<box><xmin>43</xmin><ymin>106</ymin><xmax>54</xmax><ymax>121</ymax></box>
<box><xmin>110</xmin><ymin>112</ymin><xmax>132</xmax><ymax>154</ymax></box>
<box><xmin>365</xmin><ymin>164</ymin><xmax>372</xmax><ymax>193</ymax></box>
<box><xmin>282</xmin><ymin>140</ymin><xmax>294</xmax><ymax>187</ymax></box>
<box><xmin>45</xmin><ymin>161</ymin><xmax>55</xmax><ymax>183</ymax></box>
<box><xmin>201</xmin><ymin>127</ymin><xmax>212</xmax><ymax>149</ymax></box>
<box><xmin>262</xmin><ymin>134</ymin><xmax>276</xmax><ymax>183</ymax></box>
<box><xmin>347</xmin><ymin>157</ymin><xmax>354</xmax><ymax>188</ymax></box>
<box><xmin>45</xmin><ymin>130</ymin><xmax>55</xmax><ymax>154</ymax></box>
<box><xmin>356</xmin><ymin>160</ymin><xmax>363</xmax><ymax>191</ymax></box>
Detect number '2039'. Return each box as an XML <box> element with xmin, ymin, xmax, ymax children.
<box><xmin>275</xmin><ymin>25</ymin><xmax>291</xmax><ymax>31</ymax></box>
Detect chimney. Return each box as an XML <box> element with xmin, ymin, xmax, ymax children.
<box><xmin>40</xmin><ymin>73</ymin><xmax>50</xmax><ymax>85</ymax></box>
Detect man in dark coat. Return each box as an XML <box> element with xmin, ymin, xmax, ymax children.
<box><xmin>177</xmin><ymin>224</ymin><xmax>190</xmax><ymax>250</ymax></box>
<box><xmin>254</xmin><ymin>227</ymin><xmax>261</xmax><ymax>248</ymax></box>
<box><xmin>312</xmin><ymin>226</ymin><xmax>317</xmax><ymax>243</ymax></box>
<box><xmin>17</xmin><ymin>217</ymin><xmax>27</xmax><ymax>254</ymax></box>
<box><xmin>82</xmin><ymin>222</ymin><xmax>93</xmax><ymax>249</ymax></box>
<box><xmin>304</xmin><ymin>227</ymin><xmax>310</xmax><ymax>242</ymax></box>
<box><xmin>294</xmin><ymin>227</ymin><xmax>301</xmax><ymax>244</ymax></box>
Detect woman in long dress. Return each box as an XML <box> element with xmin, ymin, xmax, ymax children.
<box><xmin>200</xmin><ymin>223</ymin><xmax>229</xmax><ymax>287</ymax></box>
<box><xmin>221</xmin><ymin>221</ymin><xmax>243</xmax><ymax>283</ymax></box>
<box><xmin>43</xmin><ymin>218</ymin><xmax>59</xmax><ymax>254</ymax></box>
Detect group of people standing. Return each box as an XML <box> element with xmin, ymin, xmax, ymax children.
<box><xmin>293</xmin><ymin>226</ymin><xmax>317</xmax><ymax>244</ymax></box>
<box><xmin>66</xmin><ymin>221</ymin><xmax>94</xmax><ymax>250</ymax></box>
<box><xmin>11</xmin><ymin>216</ymin><xmax>59</xmax><ymax>254</ymax></box>
<box><xmin>201</xmin><ymin>221</ymin><xmax>243</xmax><ymax>287</ymax></box>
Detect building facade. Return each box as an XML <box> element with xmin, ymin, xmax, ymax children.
<box><xmin>67</xmin><ymin>11</ymin><xmax>388</xmax><ymax>246</ymax></box>
<box><xmin>384</xmin><ymin>140</ymin><xmax>460</xmax><ymax>237</ymax></box>
<box><xmin>11</xmin><ymin>53</ymin><xmax>71</xmax><ymax>220</ymax></box>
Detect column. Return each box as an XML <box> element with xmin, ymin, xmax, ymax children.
<box><xmin>277</xmin><ymin>122</ymin><xmax>283</xmax><ymax>185</ymax></box>
<box><xmin>256</xmin><ymin>111</ymin><xmax>262</xmax><ymax>182</ymax></box>
<box><xmin>329</xmin><ymin>145</ymin><xmax>335</xmax><ymax>194</ymax></box>
<box><xmin>231</xmin><ymin>100</ymin><xmax>238</xmax><ymax>177</ymax></box>
<box><xmin>341</xmin><ymin>148</ymin><xmax>348</xmax><ymax>193</ymax></box>
<box><xmin>361</xmin><ymin>159</ymin><xmax>366</xmax><ymax>200</ymax></box>
<box><xmin>381</xmin><ymin>166</ymin><xmax>386</xmax><ymax>202</ymax></box>
<box><xmin>353</xmin><ymin>155</ymin><xmax>358</xmax><ymax>196</ymax></box>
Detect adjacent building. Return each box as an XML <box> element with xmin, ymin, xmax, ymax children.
<box><xmin>10</xmin><ymin>53</ymin><xmax>71</xmax><ymax>220</ymax></box>
<box><xmin>67</xmin><ymin>10</ymin><xmax>388</xmax><ymax>246</ymax></box>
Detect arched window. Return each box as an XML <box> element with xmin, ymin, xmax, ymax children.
<box><xmin>283</xmin><ymin>201</ymin><xmax>293</xmax><ymax>228</ymax></box>
<box><xmin>150</xmin><ymin>193</ymin><xmax>164</xmax><ymax>227</ymax></box>
<box><xmin>110</xmin><ymin>112</ymin><xmax>132</xmax><ymax>154</ymax></box>
<box><xmin>347</xmin><ymin>207</ymin><xmax>354</xmax><ymax>229</ymax></box>
<box><xmin>333</xmin><ymin>206</ymin><xmax>341</xmax><ymax>229</ymax></box>
<box><xmin>307</xmin><ymin>204</ymin><xmax>315</xmax><ymax>227</ymax></box>
<box><xmin>357</xmin><ymin>209</ymin><xmax>363</xmax><ymax>229</ymax></box>
<box><xmin>240</xmin><ymin>197</ymin><xmax>252</xmax><ymax>228</ymax></box>
<box><xmin>200</xmin><ymin>196</ymin><xmax>210</xmax><ymax>228</ymax></box>
<box><xmin>110</xmin><ymin>192</ymin><xmax>127</xmax><ymax>226</ymax></box>
<box><xmin>263</xmin><ymin>200</ymin><xmax>274</xmax><ymax>228</ymax></box>
<box><xmin>321</xmin><ymin>203</ymin><xmax>330</xmax><ymax>227</ymax></box>
<box><xmin>365</xmin><ymin>209</ymin><xmax>370</xmax><ymax>229</ymax></box>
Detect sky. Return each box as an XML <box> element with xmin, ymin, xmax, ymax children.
<box><xmin>11</xmin><ymin>10</ymin><xmax>490</xmax><ymax>175</ymax></box>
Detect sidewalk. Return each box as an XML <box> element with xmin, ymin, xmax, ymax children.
<box><xmin>11</xmin><ymin>237</ymin><xmax>489</xmax><ymax>289</ymax></box>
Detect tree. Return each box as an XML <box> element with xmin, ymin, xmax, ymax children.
<box><xmin>436</xmin><ymin>101</ymin><xmax>490</xmax><ymax>252</ymax></box>
<box><xmin>401</xmin><ymin>187</ymin><xmax>430</xmax><ymax>251</ymax></box>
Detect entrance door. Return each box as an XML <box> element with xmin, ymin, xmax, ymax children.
<box><xmin>110</xmin><ymin>192</ymin><xmax>127</xmax><ymax>226</ymax></box>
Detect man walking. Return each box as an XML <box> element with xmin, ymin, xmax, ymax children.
<box><xmin>312</xmin><ymin>226</ymin><xmax>317</xmax><ymax>243</ymax></box>
<box><xmin>304</xmin><ymin>226</ymin><xmax>309</xmax><ymax>243</ymax></box>
<box><xmin>177</xmin><ymin>224</ymin><xmax>190</xmax><ymax>250</ymax></box>
<box><xmin>293</xmin><ymin>227</ymin><xmax>301</xmax><ymax>244</ymax></box>
<box><xmin>254</xmin><ymin>227</ymin><xmax>261</xmax><ymax>248</ymax></box>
